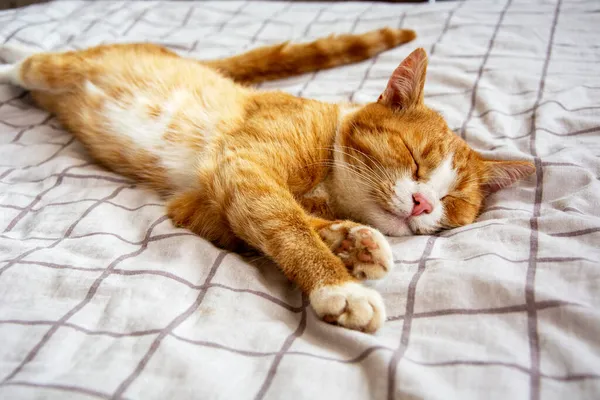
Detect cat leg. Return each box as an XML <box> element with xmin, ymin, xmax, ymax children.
<box><xmin>0</xmin><ymin>64</ymin><xmax>21</xmax><ymax>86</ymax></box>
<box><xmin>0</xmin><ymin>43</ymin><xmax>35</xmax><ymax>64</ymax></box>
<box><xmin>168</xmin><ymin>166</ymin><xmax>386</xmax><ymax>332</ymax></box>
<box><xmin>167</xmin><ymin>188</ymin><xmax>246</xmax><ymax>252</ymax></box>
<box><xmin>0</xmin><ymin>44</ymin><xmax>28</xmax><ymax>85</ymax></box>
<box><xmin>298</xmin><ymin>194</ymin><xmax>337</xmax><ymax>220</ymax></box>
<box><xmin>0</xmin><ymin>47</ymin><xmax>87</xmax><ymax>91</ymax></box>
<box><xmin>309</xmin><ymin>217</ymin><xmax>394</xmax><ymax>281</ymax></box>
<box><xmin>228</xmin><ymin>187</ymin><xmax>386</xmax><ymax>333</ymax></box>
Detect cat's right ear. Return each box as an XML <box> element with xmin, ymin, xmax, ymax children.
<box><xmin>378</xmin><ymin>48</ymin><xmax>428</xmax><ymax>111</ymax></box>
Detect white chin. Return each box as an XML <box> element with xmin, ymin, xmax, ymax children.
<box><xmin>369</xmin><ymin>216</ymin><xmax>413</xmax><ymax>237</ymax></box>
<box><xmin>378</xmin><ymin>223</ymin><xmax>413</xmax><ymax>237</ymax></box>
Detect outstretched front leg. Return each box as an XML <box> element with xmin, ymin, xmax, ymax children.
<box><xmin>167</xmin><ymin>163</ymin><xmax>386</xmax><ymax>333</ymax></box>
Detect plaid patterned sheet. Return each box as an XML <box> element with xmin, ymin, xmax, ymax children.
<box><xmin>0</xmin><ymin>0</ymin><xmax>599</xmax><ymax>399</ymax></box>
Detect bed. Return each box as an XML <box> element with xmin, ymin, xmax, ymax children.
<box><xmin>1</xmin><ymin>0</ymin><xmax>599</xmax><ymax>399</ymax></box>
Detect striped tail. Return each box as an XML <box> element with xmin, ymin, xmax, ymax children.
<box><xmin>203</xmin><ymin>27</ymin><xmax>416</xmax><ymax>85</ymax></box>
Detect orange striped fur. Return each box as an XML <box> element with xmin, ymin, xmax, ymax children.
<box><xmin>0</xmin><ymin>28</ymin><xmax>534</xmax><ymax>332</ymax></box>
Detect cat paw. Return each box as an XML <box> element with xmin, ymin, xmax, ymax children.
<box><xmin>0</xmin><ymin>44</ymin><xmax>33</xmax><ymax>64</ymax></box>
<box><xmin>0</xmin><ymin>64</ymin><xmax>19</xmax><ymax>85</ymax></box>
<box><xmin>310</xmin><ymin>282</ymin><xmax>386</xmax><ymax>333</ymax></box>
<box><xmin>319</xmin><ymin>222</ymin><xmax>393</xmax><ymax>280</ymax></box>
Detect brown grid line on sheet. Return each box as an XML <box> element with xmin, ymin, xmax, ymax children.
<box><xmin>0</xmin><ymin>1</ymin><xmax>599</xmax><ymax>399</ymax></box>
<box><xmin>526</xmin><ymin>0</ymin><xmax>563</xmax><ymax>399</ymax></box>
<box><xmin>458</xmin><ymin>0</ymin><xmax>513</xmax><ymax>140</ymax></box>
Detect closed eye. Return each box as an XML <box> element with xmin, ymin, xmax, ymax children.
<box><xmin>398</xmin><ymin>136</ymin><xmax>420</xmax><ymax>180</ymax></box>
<box><xmin>413</xmin><ymin>161</ymin><xmax>420</xmax><ymax>180</ymax></box>
<box><xmin>405</xmin><ymin>149</ymin><xmax>419</xmax><ymax>180</ymax></box>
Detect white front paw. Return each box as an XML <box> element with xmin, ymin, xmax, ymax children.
<box><xmin>310</xmin><ymin>282</ymin><xmax>386</xmax><ymax>333</ymax></box>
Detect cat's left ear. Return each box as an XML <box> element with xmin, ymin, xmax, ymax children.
<box><xmin>481</xmin><ymin>160</ymin><xmax>536</xmax><ymax>194</ymax></box>
<box><xmin>378</xmin><ymin>48</ymin><xmax>428</xmax><ymax>110</ymax></box>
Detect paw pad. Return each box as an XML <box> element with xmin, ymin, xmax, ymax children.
<box><xmin>321</xmin><ymin>223</ymin><xmax>394</xmax><ymax>280</ymax></box>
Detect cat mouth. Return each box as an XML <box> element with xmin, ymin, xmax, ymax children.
<box><xmin>381</xmin><ymin>205</ymin><xmax>410</xmax><ymax>221</ymax></box>
<box><xmin>374</xmin><ymin>207</ymin><xmax>414</xmax><ymax>236</ymax></box>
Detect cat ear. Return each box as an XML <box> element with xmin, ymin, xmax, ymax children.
<box><xmin>378</xmin><ymin>48</ymin><xmax>428</xmax><ymax>110</ymax></box>
<box><xmin>482</xmin><ymin>160</ymin><xmax>536</xmax><ymax>194</ymax></box>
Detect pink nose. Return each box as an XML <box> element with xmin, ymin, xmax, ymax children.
<box><xmin>411</xmin><ymin>193</ymin><xmax>433</xmax><ymax>216</ymax></box>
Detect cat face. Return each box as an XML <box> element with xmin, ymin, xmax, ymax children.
<box><xmin>332</xmin><ymin>48</ymin><xmax>534</xmax><ymax>236</ymax></box>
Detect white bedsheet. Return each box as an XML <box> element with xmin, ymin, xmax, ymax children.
<box><xmin>0</xmin><ymin>1</ymin><xmax>599</xmax><ymax>399</ymax></box>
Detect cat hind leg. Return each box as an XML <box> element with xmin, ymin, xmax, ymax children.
<box><xmin>0</xmin><ymin>44</ymin><xmax>37</xmax><ymax>86</ymax></box>
<box><xmin>0</xmin><ymin>46</ymin><xmax>85</xmax><ymax>92</ymax></box>
<box><xmin>0</xmin><ymin>44</ymin><xmax>36</xmax><ymax>64</ymax></box>
<box><xmin>0</xmin><ymin>64</ymin><xmax>21</xmax><ymax>86</ymax></box>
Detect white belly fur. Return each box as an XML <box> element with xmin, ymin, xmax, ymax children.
<box><xmin>86</xmin><ymin>80</ymin><xmax>207</xmax><ymax>189</ymax></box>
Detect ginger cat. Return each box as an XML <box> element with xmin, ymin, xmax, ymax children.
<box><xmin>0</xmin><ymin>28</ymin><xmax>534</xmax><ymax>333</ymax></box>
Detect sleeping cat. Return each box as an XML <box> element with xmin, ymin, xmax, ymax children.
<box><xmin>0</xmin><ymin>28</ymin><xmax>534</xmax><ymax>333</ymax></box>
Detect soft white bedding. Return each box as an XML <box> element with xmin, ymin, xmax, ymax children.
<box><xmin>0</xmin><ymin>0</ymin><xmax>599</xmax><ymax>399</ymax></box>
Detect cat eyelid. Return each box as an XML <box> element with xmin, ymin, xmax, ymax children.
<box><xmin>397</xmin><ymin>136</ymin><xmax>419</xmax><ymax>179</ymax></box>
<box><xmin>404</xmin><ymin>149</ymin><xmax>419</xmax><ymax>179</ymax></box>
<box><xmin>413</xmin><ymin>159</ymin><xmax>420</xmax><ymax>179</ymax></box>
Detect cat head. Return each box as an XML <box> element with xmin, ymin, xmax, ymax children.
<box><xmin>331</xmin><ymin>48</ymin><xmax>535</xmax><ymax>236</ymax></box>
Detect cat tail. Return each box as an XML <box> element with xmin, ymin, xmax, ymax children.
<box><xmin>202</xmin><ymin>27</ymin><xmax>416</xmax><ymax>85</ymax></box>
